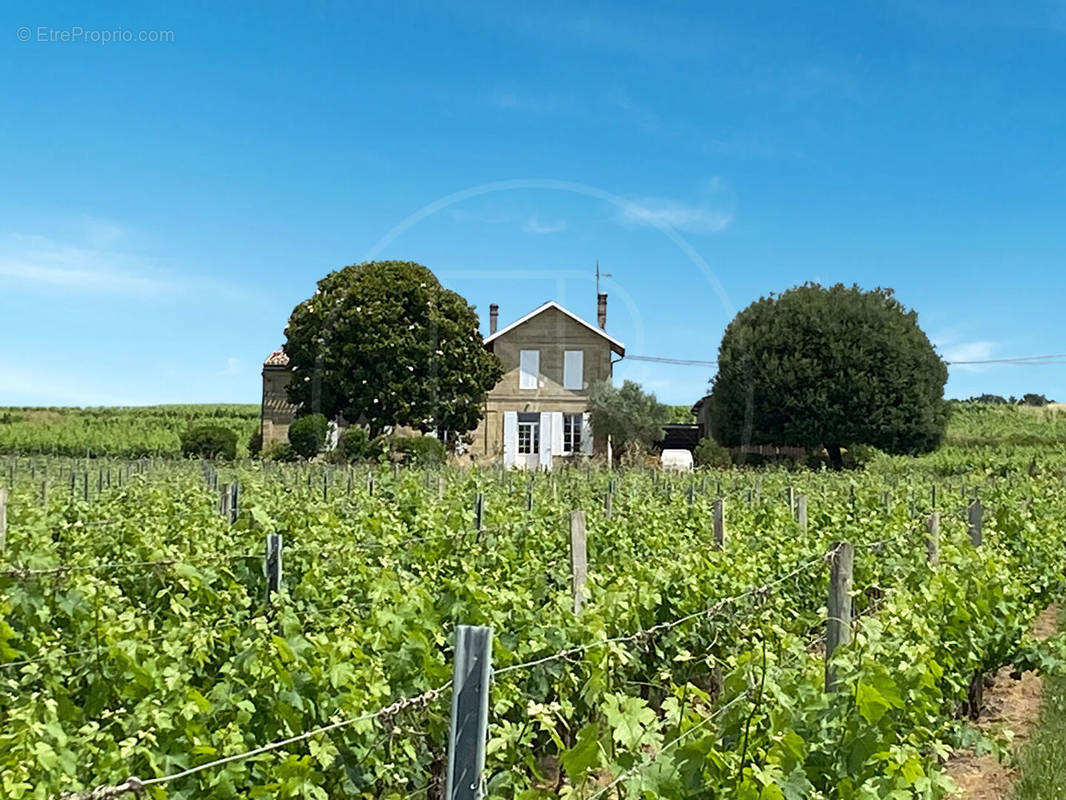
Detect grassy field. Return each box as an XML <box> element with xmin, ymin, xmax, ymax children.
<box><xmin>1013</xmin><ymin>609</ymin><xmax>1066</xmax><ymax>800</ymax></box>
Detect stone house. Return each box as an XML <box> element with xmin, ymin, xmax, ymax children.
<box><xmin>471</xmin><ymin>296</ymin><xmax>625</xmax><ymax>467</ymax></box>
<box><xmin>260</xmin><ymin>295</ymin><xmax>625</xmax><ymax>468</ymax></box>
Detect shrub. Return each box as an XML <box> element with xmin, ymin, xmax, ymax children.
<box><xmin>180</xmin><ymin>424</ymin><xmax>237</xmax><ymax>460</ymax></box>
<box><xmin>588</xmin><ymin>380</ymin><xmax>670</xmax><ymax>461</ymax></box>
<box><xmin>693</xmin><ymin>437</ymin><xmax>732</xmax><ymax>468</ymax></box>
<box><xmin>262</xmin><ymin>441</ymin><xmax>296</xmax><ymax>462</ymax></box>
<box><xmin>387</xmin><ymin>435</ymin><xmax>445</xmax><ymax>466</ymax></box>
<box><xmin>288</xmin><ymin>414</ymin><xmax>329</xmax><ymax>459</ymax></box>
<box><xmin>334</xmin><ymin>426</ymin><xmax>386</xmax><ymax>463</ymax></box>
<box><xmin>248</xmin><ymin>430</ymin><xmax>263</xmax><ymax>458</ymax></box>
<box><xmin>844</xmin><ymin>443</ymin><xmax>884</xmax><ymax>469</ymax></box>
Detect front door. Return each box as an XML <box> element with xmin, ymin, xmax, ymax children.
<box><xmin>516</xmin><ymin>412</ymin><xmax>540</xmax><ymax>469</ymax></box>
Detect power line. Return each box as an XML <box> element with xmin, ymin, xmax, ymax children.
<box><xmin>625</xmin><ymin>353</ymin><xmax>1066</xmax><ymax>368</ymax></box>
<box><xmin>626</xmin><ymin>355</ymin><xmax>718</xmax><ymax>367</ymax></box>
<box><xmin>946</xmin><ymin>354</ymin><xmax>1066</xmax><ymax>365</ymax></box>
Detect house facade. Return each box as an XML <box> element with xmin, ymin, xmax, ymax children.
<box><xmin>260</xmin><ymin>295</ymin><xmax>624</xmax><ymax>468</ymax></box>
<box><xmin>470</xmin><ymin>298</ymin><xmax>625</xmax><ymax>467</ymax></box>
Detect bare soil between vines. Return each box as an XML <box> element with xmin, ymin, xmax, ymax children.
<box><xmin>945</xmin><ymin>604</ymin><xmax>1059</xmax><ymax>799</ymax></box>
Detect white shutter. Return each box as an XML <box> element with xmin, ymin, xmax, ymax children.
<box><xmin>580</xmin><ymin>412</ymin><xmax>593</xmax><ymax>454</ymax></box>
<box><xmin>539</xmin><ymin>412</ymin><xmax>553</xmax><ymax>469</ymax></box>
<box><xmin>519</xmin><ymin>350</ymin><xmax>539</xmax><ymax>389</ymax></box>
<box><xmin>551</xmin><ymin>412</ymin><xmax>564</xmax><ymax>455</ymax></box>
<box><xmin>563</xmin><ymin>350</ymin><xmax>583</xmax><ymax>390</ymax></box>
<box><xmin>503</xmin><ymin>411</ymin><xmax>518</xmax><ymax>467</ymax></box>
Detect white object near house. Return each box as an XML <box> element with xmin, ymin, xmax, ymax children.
<box><xmin>660</xmin><ymin>449</ymin><xmax>694</xmax><ymax>472</ymax></box>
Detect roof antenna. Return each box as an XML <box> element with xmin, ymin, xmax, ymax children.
<box><xmin>595</xmin><ymin>259</ymin><xmax>612</xmax><ymax>296</ymax></box>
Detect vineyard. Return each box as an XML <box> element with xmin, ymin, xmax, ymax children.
<box><xmin>1</xmin><ymin>406</ymin><xmax>1066</xmax><ymax>799</ymax></box>
<box><xmin>0</xmin><ymin>406</ymin><xmax>260</xmax><ymax>458</ymax></box>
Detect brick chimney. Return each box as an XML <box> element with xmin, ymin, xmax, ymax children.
<box><xmin>597</xmin><ymin>293</ymin><xmax>607</xmax><ymax>330</ymax></box>
<box><xmin>489</xmin><ymin>303</ymin><xmax>499</xmax><ymax>334</ymax></box>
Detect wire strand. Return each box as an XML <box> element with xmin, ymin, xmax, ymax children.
<box><xmin>54</xmin><ymin>684</ymin><xmax>450</xmax><ymax>800</ymax></box>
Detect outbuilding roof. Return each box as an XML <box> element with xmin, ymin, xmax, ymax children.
<box><xmin>263</xmin><ymin>349</ymin><xmax>290</xmax><ymax>367</ymax></box>
<box><xmin>484</xmin><ymin>301</ymin><xmax>625</xmax><ymax>356</ymax></box>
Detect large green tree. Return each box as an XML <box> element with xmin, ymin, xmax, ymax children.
<box><xmin>708</xmin><ymin>283</ymin><xmax>948</xmax><ymax>468</ymax></box>
<box><xmin>283</xmin><ymin>261</ymin><xmax>502</xmax><ymax>439</ymax></box>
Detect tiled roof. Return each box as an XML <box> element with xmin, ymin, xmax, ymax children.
<box><xmin>264</xmin><ymin>348</ymin><xmax>290</xmax><ymax>367</ymax></box>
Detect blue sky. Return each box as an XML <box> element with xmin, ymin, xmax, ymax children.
<box><xmin>2</xmin><ymin>1</ymin><xmax>1065</xmax><ymax>407</ymax></box>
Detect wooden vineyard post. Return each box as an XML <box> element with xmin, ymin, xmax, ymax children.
<box><xmin>570</xmin><ymin>510</ymin><xmax>588</xmax><ymax>615</ymax></box>
<box><xmin>604</xmin><ymin>491</ymin><xmax>612</xmax><ymax>521</ymax></box>
<box><xmin>265</xmin><ymin>533</ymin><xmax>283</xmax><ymax>602</ymax></box>
<box><xmin>713</xmin><ymin>498</ymin><xmax>725</xmax><ymax>548</ymax></box>
<box><xmin>445</xmin><ymin>625</ymin><xmax>493</xmax><ymax>800</ymax></box>
<box><xmin>925</xmin><ymin>513</ymin><xmax>940</xmax><ymax>566</ymax></box>
<box><xmin>786</xmin><ymin>486</ymin><xmax>795</xmax><ymax>515</ymax></box>
<box><xmin>41</xmin><ymin>480</ymin><xmax>48</xmax><ymax>508</ymax></box>
<box><xmin>965</xmin><ymin>504</ymin><xmax>984</xmax><ymax>718</ymax></box>
<box><xmin>967</xmin><ymin>500</ymin><xmax>983</xmax><ymax>547</ymax></box>
<box><xmin>825</xmin><ymin>542</ymin><xmax>854</xmax><ymax>693</ymax></box>
<box><xmin>220</xmin><ymin>483</ymin><xmax>231</xmax><ymax>521</ymax></box>
<box><xmin>83</xmin><ymin>472</ymin><xmax>89</xmax><ymax>503</ymax></box>
<box><xmin>883</xmin><ymin>491</ymin><xmax>891</xmax><ymax>515</ymax></box>
<box><xmin>796</xmin><ymin>494</ymin><xmax>808</xmax><ymax>533</ymax></box>
<box><xmin>322</xmin><ymin>472</ymin><xmax>328</xmax><ymax>502</ymax></box>
<box><xmin>230</xmin><ymin>483</ymin><xmax>240</xmax><ymax>524</ymax></box>
<box><xmin>474</xmin><ymin>493</ymin><xmax>484</xmax><ymax>535</ymax></box>
<box><xmin>0</xmin><ymin>487</ymin><xmax>7</xmax><ymax>555</ymax></box>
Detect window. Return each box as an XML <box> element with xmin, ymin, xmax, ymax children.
<box><xmin>518</xmin><ymin>412</ymin><xmax>539</xmax><ymax>454</ymax></box>
<box><xmin>563</xmin><ymin>350</ymin><xmax>584</xmax><ymax>390</ymax></box>
<box><xmin>563</xmin><ymin>412</ymin><xmax>582</xmax><ymax>454</ymax></box>
<box><xmin>519</xmin><ymin>350</ymin><xmax>539</xmax><ymax>390</ymax></box>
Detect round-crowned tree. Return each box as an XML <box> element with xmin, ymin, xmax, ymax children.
<box><xmin>708</xmin><ymin>283</ymin><xmax>948</xmax><ymax>468</ymax></box>
<box><xmin>283</xmin><ymin>261</ymin><xmax>502</xmax><ymax>439</ymax></box>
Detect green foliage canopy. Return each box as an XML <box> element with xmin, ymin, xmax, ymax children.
<box><xmin>283</xmin><ymin>261</ymin><xmax>503</xmax><ymax>438</ymax></box>
<box><xmin>708</xmin><ymin>283</ymin><xmax>948</xmax><ymax>466</ymax></box>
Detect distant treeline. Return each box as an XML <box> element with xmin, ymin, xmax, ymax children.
<box><xmin>963</xmin><ymin>393</ymin><xmax>1054</xmax><ymax>406</ymax></box>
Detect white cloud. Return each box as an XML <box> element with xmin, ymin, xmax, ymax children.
<box><xmin>0</xmin><ymin>232</ymin><xmax>174</xmax><ymax>296</ymax></box>
<box><xmin>0</xmin><ymin>362</ymin><xmax>127</xmax><ymax>406</ymax></box>
<box><xmin>617</xmin><ymin>197</ymin><xmax>733</xmax><ymax>235</ymax></box>
<box><xmin>522</xmin><ymin>216</ymin><xmax>568</xmax><ymax>234</ymax></box>
<box><xmin>616</xmin><ymin>176</ymin><xmax>736</xmax><ymax>235</ymax></box>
